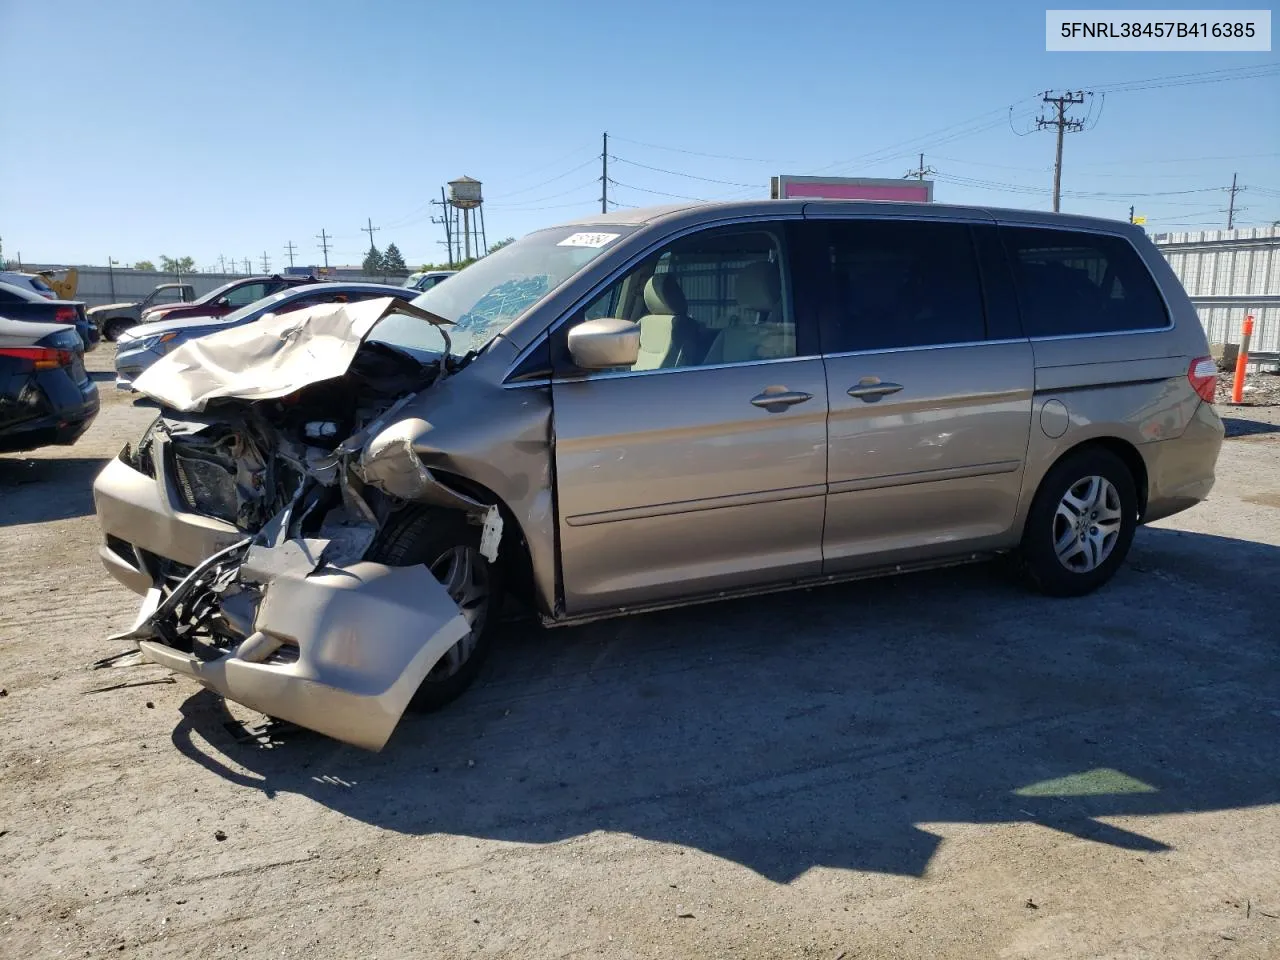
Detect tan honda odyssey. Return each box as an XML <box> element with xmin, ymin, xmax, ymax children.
<box><xmin>92</xmin><ymin>200</ymin><xmax>1224</xmax><ymax>749</ymax></box>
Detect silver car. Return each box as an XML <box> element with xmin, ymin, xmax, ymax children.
<box><xmin>92</xmin><ymin>200</ymin><xmax>1224</xmax><ymax>750</ymax></box>
<box><xmin>113</xmin><ymin>282</ymin><xmax>414</xmax><ymax>390</ymax></box>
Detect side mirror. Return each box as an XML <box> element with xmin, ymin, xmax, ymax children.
<box><xmin>568</xmin><ymin>317</ymin><xmax>640</xmax><ymax>370</ymax></box>
<box><xmin>216</xmin><ymin>296</ymin><xmax>231</xmax><ymax>308</ymax></box>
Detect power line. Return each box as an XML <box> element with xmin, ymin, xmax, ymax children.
<box><xmin>315</xmin><ymin>229</ymin><xmax>331</xmax><ymax>269</ymax></box>
<box><xmin>608</xmin><ymin>135</ymin><xmax>794</xmax><ymax>164</ymax></box>
<box><xmin>1225</xmin><ymin>173</ymin><xmax>1246</xmax><ymax>229</ymax></box>
<box><xmin>608</xmin><ymin>179</ymin><xmax>705</xmax><ymax>202</ymax></box>
<box><xmin>1036</xmin><ymin>90</ymin><xmax>1089</xmax><ymax>212</ymax></box>
<box><xmin>486</xmin><ymin>179</ymin><xmax>600</xmax><ymax>208</ymax></box>
<box><xmin>601</xmin><ymin>131</ymin><xmax>609</xmax><ymax>214</ymax></box>
<box><xmin>361</xmin><ymin>217</ymin><xmax>379</xmax><ymax>253</ymax></box>
<box><xmin>903</xmin><ymin>153</ymin><xmax>936</xmax><ymax>181</ymax></box>
<box><xmin>486</xmin><ymin>156</ymin><xmax>599</xmax><ymax>200</ymax></box>
<box><xmin>610</xmin><ymin>155</ymin><xmax>758</xmax><ymax>188</ymax></box>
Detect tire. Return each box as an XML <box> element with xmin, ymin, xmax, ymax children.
<box><xmin>366</xmin><ymin>507</ymin><xmax>503</xmax><ymax>711</ymax></box>
<box><xmin>103</xmin><ymin>318</ymin><xmax>132</xmax><ymax>342</ymax></box>
<box><xmin>1020</xmin><ymin>447</ymin><xmax>1138</xmax><ymax>598</ymax></box>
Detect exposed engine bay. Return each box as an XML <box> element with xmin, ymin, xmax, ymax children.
<box><xmin>107</xmin><ymin>297</ymin><xmax>500</xmax><ymax>750</ymax></box>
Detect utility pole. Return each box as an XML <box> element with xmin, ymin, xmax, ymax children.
<box><xmin>431</xmin><ymin>187</ymin><xmax>454</xmax><ymax>268</ymax></box>
<box><xmin>107</xmin><ymin>257</ymin><xmax>118</xmax><ymax>301</ymax></box>
<box><xmin>283</xmin><ymin>241</ymin><xmax>297</xmax><ymax>268</ymax></box>
<box><xmin>601</xmin><ymin>131</ymin><xmax>609</xmax><ymax>213</ymax></box>
<box><xmin>316</xmin><ymin>229</ymin><xmax>331</xmax><ymax>269</ymax></box>
<box><xmin>903</xmin><ymin>152</ymin><xmax>936</xmax><ymax>181</ymax></box>
<box><xmin>218</xmin><ymin>254</ymin><xmax>226</xmax><ymax>274</ymax></box>
<box><xmin>1225</xmin><ymin>172</ymin><xmax>1246</xmax><ymax>230</ymax></box>
<box><xmin>260</xmin><ymin>251</ymin><xmax>271</xmax><ymax>273</ymax></box>
<box><xmin>361</xmin><ymin>217</ymin><xmax>380</xmax><ymax>256</ymax></box>
<box><xmin>1036</xmin><ymin>90</ymin><xmax>1088</xmax><ymax>213</ymax></box>
<box><xmin>242</xmin><ymin>257</ymin><xmax>252</xmax><ymax>274</ymax></box>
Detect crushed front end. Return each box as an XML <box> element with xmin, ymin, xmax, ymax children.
<box><xmin>93</xmin><ymin>298</ymin><xmax>487</xmax><ymax>750</ymax></box>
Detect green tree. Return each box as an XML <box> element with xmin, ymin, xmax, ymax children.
<box><xmin>382</xmin><ymin>242</ymin><xmax>406</xmax><ymax>274</ymax></box>
<box><xmin>487</xmin><ymin>236</ymin><xmax>515</xmax><ymax>253</ymax></box>
<box><xmin>362</xmin><ymin>246</ymin><xmax>384</xmax><ymax>275</ymax></box>
<box><xmin>159</xmin><ymin>255</ymin><xmax>196</xmax><ymax>275</ymax></box>
<box><xmin>133</xmin><ymin>260</ymin><xmax>156</xmax><ymax>271</ymax></box>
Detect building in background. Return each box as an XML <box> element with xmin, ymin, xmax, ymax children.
<box><xmin>1154</xmin><ymin>226</ymin><xmax>1280</xmax><ymax>362</ymax></box>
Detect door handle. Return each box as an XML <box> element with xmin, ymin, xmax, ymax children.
<box><xmin>847</xmin><ymin>380</ymin><xmax>904</xmax><ymax>402</ymax></box>
<box><xmin>750</xmin><ymin>388</ymin><xmax>813</xmax><ymax>410</ymax></box>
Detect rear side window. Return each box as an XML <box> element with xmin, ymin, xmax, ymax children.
<box><xmin>1001</xmin><ymin>227</ymin><xmax>1169</xmax><ymax>337</ymax></box>
<box><xmin>815</xmin><ymin>220</ymin><xmax>986</xmax><ymax>353</ymax></box>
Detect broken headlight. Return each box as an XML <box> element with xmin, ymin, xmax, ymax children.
<box><xmin>118</xmin><ymin>417</ymin><xmax>159</xmax><ymax>478</ymax></box>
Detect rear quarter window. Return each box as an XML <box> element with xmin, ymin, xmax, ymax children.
<box><xmin>1001</xmin><ymin>226</ymin><xmax>1169</xmax><ymax>337</ymax></box>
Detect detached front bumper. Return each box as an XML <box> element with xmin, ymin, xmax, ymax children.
<box><xmin>119</xmin><ymin>548</ymin><xmax>470</xmax><ymax>751</ymax></box>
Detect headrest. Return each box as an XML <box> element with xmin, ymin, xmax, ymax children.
<box><xmin>736</xmin><ymin>260</ymin><xmax>781</xmax><ymax>312</ymax></box>
<box><xmin>644</xmin><ymin>273</ymin><xmax>687</xmax><ymax>316</ymax></box>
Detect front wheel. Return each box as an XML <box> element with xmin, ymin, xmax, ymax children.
<box><xmin>1020</xmin><ymin>448</ymin><xmax>1138</xmax><ymax>598</ymax></box>
<box><xmin>366</xmin><ymin>508</ymin><xmax>503</xmax><ymax>711</ymax></box>
<box><xmin>102</xmin><ymin>318</ymin><xmax>133</xmax><ymax>341</ymax></box>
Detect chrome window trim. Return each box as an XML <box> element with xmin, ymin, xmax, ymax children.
<box><xmin>820</xmin><ymin>337</ymin><xmax>1025</xmax><ymax>360</ymax></box>
<box><xmin>552</xmin><ymin>353</ymin><xmax>819</xmax><ymax>385</ymax></box>
<box><xmin>502</xmin><ymin>213</ymin><xmax>805</xmax><ymax>383</ymax></box>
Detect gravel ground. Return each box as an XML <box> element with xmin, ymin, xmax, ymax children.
<box><xmin>2</xmin><ymin>346</ymin><xmax>1279</xmax><ymax>960</ymax></box>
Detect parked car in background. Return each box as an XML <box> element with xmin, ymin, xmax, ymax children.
<box><xmin>403</xmin><ymin>269</ymin><xmax>456</xmax><ymax>291</ymax></box>
<box><xmin>92</xmin><ymin>200</ymin><xmax>1224</xmax><ymax>751</ymax></box>
<box><xmin>0</xmin><ymin>316</ymin><xmax>99</xmax><ymax>452</ymax></box>
<box><xmin>0</xmin><ymin>271</ymin><xmax>59</xmax><ymax>299</ymax></box>
<box><xmin>0</xmin><ymin>280</ymin><xmax>98</xmax><ymax>352</ymax></box>
<box><xmin>114</xmin><ymin>281</ymin><xmax>415</xmax><ymax>390</ymax></box>
<box><xmin>136</xmin><ymin>274</ymin><xmax>318</xmax><ymax>328</ymax></box>
<box><xmin>89</xmin><ymin>283</ymin><xmax>196</xmax><ymax>341</ymax></box>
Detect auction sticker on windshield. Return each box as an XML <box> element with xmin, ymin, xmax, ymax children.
<box><xmin>557</xmin><ymin>232</ymin><xmax>621</xmax><ymax>248</ymax></box>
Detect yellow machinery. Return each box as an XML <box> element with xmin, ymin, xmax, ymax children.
<box><xmin>35</xmin><ymin>268</ymin><xmax>79</xmax><ymax>299</ymax></box>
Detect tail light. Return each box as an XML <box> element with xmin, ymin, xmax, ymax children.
<box><xmin>1188</xmin><ymin>356</ymin><xmax>1218</xmax><ymax>403</ymax></box>
<box><xmin>54</xmin><ymin>306</ymin><xmax>78</xmax><ymax>324</ymax></box>
<box><xmin>0</xmin><ymin>346</ymin><xmax>74</xmax><ymax>370</ymax></box>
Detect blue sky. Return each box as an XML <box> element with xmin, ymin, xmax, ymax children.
<box><xmin>1</xmin><ymin>0</ymin><xmax>1276</xmax><ymax>269</ymax></box>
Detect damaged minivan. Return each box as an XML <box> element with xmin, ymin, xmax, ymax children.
<box><xmin>93</xmin><ymin>200</ymin><xmax>1224</xmax><ymax>750</ymax></box>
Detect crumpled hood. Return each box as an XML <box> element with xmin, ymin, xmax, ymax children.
<box><xmin>118</xmin><ymin>313</ymin><xmax>220</xmax><ymax>342</ymax></box>
<box><xmin>131</xmin><ymin>296</ymin><xmax>450</xmax><ymax>413</ymax></box>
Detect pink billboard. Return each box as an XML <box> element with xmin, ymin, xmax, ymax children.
<box><xmin>770</xmin><ymin>175</ymin><xmax>934</xmax><ymax>202</ymax></box>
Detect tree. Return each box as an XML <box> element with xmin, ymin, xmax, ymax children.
<box><xmin>382</xmin><ymin>242</ymin><xmax>406</xmax><ymax>274</ymax></box>
<box><xmin>487</xmin><ymin>236</ymin><xmax>515</xmax><ymax>253</ymax></box>
<box><xmin>159</xmin><ymin>255</ymin><xmax>196</xmax><ymax>275</ymax></box>
<box><xmin>362</xmin><ymin>246</ymin><xmax>384</xmax><ymax>275</ymax></box>
<box><xmin>133</xmin><ymin>260</ymin><xmax>156</xmax><ymax>271</ymax></box>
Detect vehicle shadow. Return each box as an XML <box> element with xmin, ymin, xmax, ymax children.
<box><xmin>171</xmin><ymin>527</ymin><xmax>1280</xmax><ymax>882</ymax></box>
<box><xmin>1222</xmin><ymin>415</ymin><xmax>1280</xmax><ymax>438</ymax></box>
<box><xmin>0</xmin><ymin>456</ymin><xmax>108</xmax><ymax>525</ymax></box>
<box><xmin>88</xmin><ymin>370</ymin><xmax>115</xmax><ymax>384</ymax></box>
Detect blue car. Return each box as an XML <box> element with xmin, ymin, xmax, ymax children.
<box><xmin>114</xmin><ymin>281</ymin><xmax>415</xmax><ymax>390</ymax></box>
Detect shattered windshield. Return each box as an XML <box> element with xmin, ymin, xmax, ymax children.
<box><xmin>408</xmin><ymin>225</ymin><xmax>635</xmax><ymax>355</ymax></box>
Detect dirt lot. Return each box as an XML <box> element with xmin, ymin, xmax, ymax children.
<box><xmin>3</xmin><ymin>346</ymin><xmax>1280</xmax><ymax>960</ymax></box>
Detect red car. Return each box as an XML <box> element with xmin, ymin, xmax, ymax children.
<box><xmin>139</xmin><ymin>275</ymin><xmax>318</xmax><ymax>325</ymax></box>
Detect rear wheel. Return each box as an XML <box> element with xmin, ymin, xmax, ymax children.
<box><xmin>1020</xmin><ymin>447</ymin><xmax>1138</xmax><ymax>597</ymax></box>
<box><xmin>367</xmin><ymin>508</ymin><xmax>502</xmax><ymax>711</ymax></box>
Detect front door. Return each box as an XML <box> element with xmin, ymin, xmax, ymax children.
<box><xmin>551</xmin><ymin>223</ymin><xmax>828</xmax><ymax>614</ymax></box>
<box><xmin>797</xmin><ymin>217</ymin><xmax>1034</xmax><ymax>571</ymax></box>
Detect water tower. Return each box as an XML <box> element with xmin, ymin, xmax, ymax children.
<box><xmin>447</xmin><ymin>175</ymin><xmax>487</xmax><ymax>262</ymax></box>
